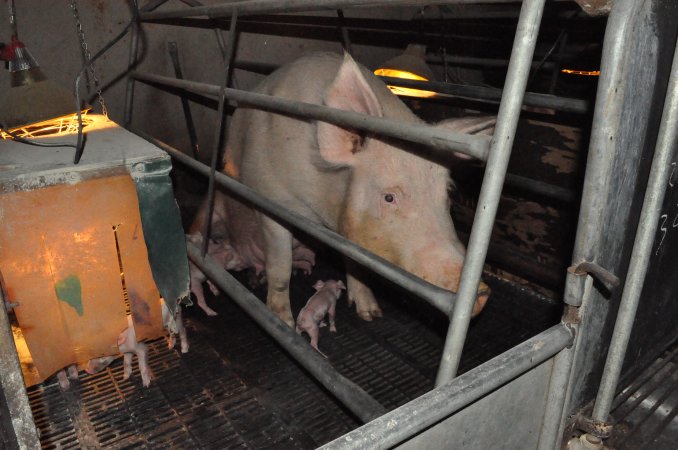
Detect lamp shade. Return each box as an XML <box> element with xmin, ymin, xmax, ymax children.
<box><xmin>0</xmin><ymin>36</ymin><xmax>79</xmax><ymax>129</ymax></box>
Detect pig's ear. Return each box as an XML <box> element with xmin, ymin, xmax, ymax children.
<box><xmin>313</xmin><ymin>280</ymin><xmax>325</xmax><ymax>291</ymax></box>
<box><xmin>318</xmin><ymin>53</ymin><xmax>382</xmax><ymax>166</ymax></box>
<box><xmin>435</xmin><ymin>116</ymin><xmax>496</xmax><ymax>160</ymax></box>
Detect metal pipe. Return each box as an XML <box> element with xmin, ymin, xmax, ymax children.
<box><xmin>505</xmin><ymin>173</ymin><xmax>577</xmax><ymax>203</ymax></box>
<box><xmin>123</xmin><ymin>12</ymin><xmax>140</xmax><ymax>126</ymax></box>
<box><xmin>336</xmin><ymin>9</ymin><xmax>353</xmax><ymax>53</ymax></box>
<box><xmin>130</xmin><ymin>128</ymin><xmax>455</xmax><ymax>315</ymax></box>
<box><xmin>131</xmin><ymin>72</ymin><xmax>491</xmax><ymax>160</ymax></box>
<box><xmin>436</xmin><ymin>0</ymin><xmax>546</xmax><ymax>385</ymax></box>
<box><xmin>140</xmin><ymin>0</ymin><xmax>539</xmax><ymax>21</ymax></box>
<box><xmin>201</xmin><ymin>11</ymin><xmax>238</xmax><ymax>257</ymax></box>
<box><xmin>185</xmin><ymin>241</ymin><xmax>387</xmax><ymax>423</ymax></box>
<box><xmin>538</xmin><ymin>1</ymin><xmax>650</xmax><ymax>446</ymax></box>
<box><xmin>379</xmin><ymin>75</ymin><xmax>589</xmax><ymax>114</ymax></box>
<box><xmin>0</xmin><ymin>274</ymin><xmax>41</xmax><ymax>449</ymax></box>
<box><xmin>168</xmin><ymin>41</ymin><xmax>200</xmax><ymax>158</ymax></box>
<box><xmin>321</xmin><ymin>323</ymin><xmax>574</xmax><ymax>449</ymax></box>
<box><xmin>228</xmin><ymin>60</ymin><xmax>587</xmax><ymax>114</ymax></box>
<box><xmin>591</xmin><ymin>36</ymin><xmax>678</xmax><ymax>423</ymax></box>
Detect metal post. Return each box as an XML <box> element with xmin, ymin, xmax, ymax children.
<box><xmin>321</xmin><ymin>324</ymin><xmax>573</xmax><ymax>449</ymax></box>
<box><xmin>130</xmin><ymin>128</ymin><xmax>455</xmax><ymax>315</ymax></box>
<box><xmin>131</xmin><ymin>71</ymin><xmax>492</xmax><ymax>159</ymax></box>
<box><xmin>200</xmin><ymin>11</ymin><xmax>238</xmax><ymax>256</ymax></box>
<box><xmin>435</xmin><ymin>0</ymin><xmax>546</xmax><ymax>385</ymax></box>
<box><xmin>336</xmin><ymin>9</ymin><xmax>353</xmax><ymax>53</ymax></box>
<box><xmin>123</xmin><ymin>12</ymin><xmax>140</xmax><ymax>126</ymax></box>
<box><xmin>591</xmin><ymin>36</ymin><xmax>678</xmax><ymax>423</ymax></box>
<box><xmin>168</xmin><ymin>42</ymin><xmax>200</xmax><ymax>158</ymax></box>
<box><xmin>185</xmin><ymin>242</ymin><xmax>387</xmax><ymax>423</ymax></box>
<box><xmin>0</xmin><ymin>275</ymin><xmax>41</xmax><ymax>449</ymax></box>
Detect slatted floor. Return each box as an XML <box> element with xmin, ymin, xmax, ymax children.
<box><xmin>26</xmin><ymin>262</ymin><xmax>560</xmax><ymax>449</ymax></box>
<box><xmin>607</xmin><ymin>341</ymin><xmax>678</xmax><ymax>450</ymax></box>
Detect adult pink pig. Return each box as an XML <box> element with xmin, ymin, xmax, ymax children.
<box><xmin>192</xmin><ymin>52</ymin><xmax>490</xmax><ymax>326</ymax></box>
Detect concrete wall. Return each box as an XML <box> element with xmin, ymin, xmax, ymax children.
<box><xmin>0</xmin><ymin>1</ymin><xmax>414</xmax><ymax>162</ymax></box>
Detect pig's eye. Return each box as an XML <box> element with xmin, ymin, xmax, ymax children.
<box><xmin>384</xmin><ymin>193</ymin><xmax>395</xmax><ymax>203</ymax></box>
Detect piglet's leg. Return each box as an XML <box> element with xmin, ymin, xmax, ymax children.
<box><xmin>67</xmin><ymin>364</ymin><xmax>79</xmax><ymax>380</ymax></box>
<box><xmin>329</xmin><ymin>303</ymin><xmax>337</xmax><ymax>333</ymax></box>
<box><xmin>57</xmin><ymin>370</ymin><xmax>70</xmax><ymax>389</ymax></box>
<box><xmin>192</xmin><ymin>280</ymin><xmax>218</xmax><ymax>316</ymax></box>
<box><xmin>135</xmin><ymin>343</ymin><xmax>152</xmax><ymax>387</ymax></box>
<box><xmin>122</xmin><ymin>353</ymin><xmax>133</xmax><ymax>381</ymax></box>
<box><xmin>176</xmin><ymin>306</ymin><xmax>189</xmax><ymax>354</ymax></box>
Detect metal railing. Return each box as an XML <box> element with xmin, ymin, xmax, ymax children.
<box><xmin>128</xmin><ymin>0</ymin><xmax>564</xmax><ymax>439</ymax></box>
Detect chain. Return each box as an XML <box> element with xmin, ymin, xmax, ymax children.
<box><xmin>70</xmin><ymin>0</ymin><xmax>107</xmax><ymax>116</ymax></box>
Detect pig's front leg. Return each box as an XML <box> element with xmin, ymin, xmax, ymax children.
<box><xmin>346</xmin><ymin>272</ymin><xmax>383</xmax><ymax>321</ymax></box>
<box><xmin>261</xmin><ymin>215</ymin><xmax>295</xmax><ymax>327</ymax></box>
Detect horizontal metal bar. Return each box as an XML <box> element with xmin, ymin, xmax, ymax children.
<box><xmin>140</xmin><ymin>0</ymin><xmax>533</xmax><ymax>21</ymax></box>
<box><xmin>228</xmin><ymin>61</ymin><xmax>588</xmax><ymax>114</ymax></box>
<box><xmin>379</xmin><ymin>76</ymin><xmax>589</xmax><ymax>114</ymax></box>
<box><xmin>131</xmin><ymin>71</ymin><xmax>491</xmax><ymax>160</ymax></box>
<box><xmin>130</xmin><ymin>128</ymin><xmax>455</xmax><ymax>315</ymax></box>
<box><xmin>505</xmin><ymin>173</ymin><xmax>577</xmax><ymax>203</ymax></box>
<box><xmin>321</xmin><ymin>323</ymin><xmax>574</xmax><ymax>449</ymax></box>
<box><xmin>186</xmin><ymin>241</ymin><xmax>387</xmax><ymax>423</ymax></box>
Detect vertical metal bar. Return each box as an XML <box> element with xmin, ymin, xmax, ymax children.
<box><xmin>435</xmin><ymin>0</ymin><xmax>546</xmax><ymax>385</ymax></box>
<box><xmin>200</xmin><ymin>11</ymin><xmax>238</xmax><ymax>256</ymax></box>
<box><xmin>336</xmin><ymin>10</ymin><xmax>353</xmax><ymax>53</ymax></box>
<box><xmin>168</xmin><ymin>41</ymin><xmax>200</xmax><ymax>158</ymax></box>
<box><xmin>591</xmin><ymin>36</ymin><xmax>678</xmax><ymax>423</ymax></box>
<box><xmin>123</xmin><ymin>11</ymin><xmax>140</xmax><ymax>126</ymax></box>
<box><xmin>0</xmin><ymin>275</ymin><xmax>41</xmax><ymax>449</ymax></box>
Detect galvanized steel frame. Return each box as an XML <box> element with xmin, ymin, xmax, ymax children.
<box><xmin>127</xmin><ymin>0</ymin><xmax>566</xmax><ymax>439</ymax></box>
<box><xmin>120</xmin><ymin>0</ymin><xmax>671</xmax><ymax>447</ymax></box>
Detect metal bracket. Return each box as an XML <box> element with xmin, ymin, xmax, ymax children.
<box><xmin>574</xmin><ymin>413</ymin><xmax>614</xmax><ymax>439</ymax></box>
<box><xmin>568</xmin><ymin>261</ymin><xmax>620</xmax><ymax>293</ymax></box>
<box><xmin>4</xmin><ymin>300</ymin><xmax>19</xmax><ymax>311</ymax></box>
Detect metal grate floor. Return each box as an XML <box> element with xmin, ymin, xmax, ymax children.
<box><xmin>27</xmin><ymin>262</ymin><xmax>560</xmax><ymax>449</ymax></box>
<box><xmin>607</xmin><ymin>341</ymin><xmax>678</xmax><ymax>450</ymax></box>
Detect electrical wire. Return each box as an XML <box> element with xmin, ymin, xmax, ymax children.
<box><xmin>0</xmin><ymin>124</ymin><xmax>77</xmax><ymax>148</ymax></box>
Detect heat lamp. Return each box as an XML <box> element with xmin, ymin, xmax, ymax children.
<box><xmin>374</xmin><ymin>44</ymin><xmax>437</xmax><ymax>98</ymax></box>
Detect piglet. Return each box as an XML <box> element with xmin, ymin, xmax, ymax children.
<box><xmin>187</xmin><ymin>233</ymin><xmax>245</xmax><ymax>316</ymax></box>
<box><xmin>86</xmin><ymin>300</ymin><xmax>188</xmax><ymax>387</ymax></box>
<box><xmin>295</xmin><ymin>280</ymin><xmax>345</xmax><ymax>357</ymax></box>
<box><xmin>56</xmin><ymin>364</ymin><xmax>79</xmax><ymax>389</ymax></box>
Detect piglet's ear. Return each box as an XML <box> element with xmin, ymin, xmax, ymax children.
<box><xmin>317</xmin><ymin>53</ymin><xmax>383</xmax><ymax>166</ymax></box>
<box><xmin>313</xmin><ymin>280</ymin><xmax>325</xmax><ymax>291</ymax></box>
<box><xmin>337</xmin><ymin>280</ymin><xmax>346</xmax><ymax>290</ymax></box>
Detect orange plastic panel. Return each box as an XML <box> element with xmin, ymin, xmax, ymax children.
<box><xmin>0</xmin><ymin>175</ymin><xmax>164</xmax><ymax>386</ymax></box>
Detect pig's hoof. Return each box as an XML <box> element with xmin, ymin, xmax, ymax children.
<box><xmin>357</xmin><ymin>307</ymin><xmax>383</xmax><ymax>321</ymax></box>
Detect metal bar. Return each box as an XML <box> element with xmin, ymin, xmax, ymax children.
<box><xmin>131</xmin><ymin>128</ymin><xmax>454</xmax><ymax>314</ymax></box>
<box><xmin>379</xmin><ymin>75</ymin><xmax>589</xmax><ymax>114</ymax></box>
<box><xmin>505</xmin><ymin>173</ymin><xmax>577</xmax><ymax>203</ymax></box>
<box><xmin>123</xmin><ymin>10</ymin><xmax>141</xmax><ymax>126</ymax></box>
<box><xmin>436</xmin><ymin>0</ymin><xmax>546</xmax><ymax>385</ymax></box>
<box><xmin>591</xmin><ymin>36</ymin><xmax>678</xmax><ymax>423</ymax></box>
<box><xmin>321</xmin><ymin>323</ymin><xmax>574</xmax><ymax>449</ymax></box>
<box><xmin>140</xmin><ymin>1</ymin><xmax>540</xmax><ymax>21</ymax></box>
<box><xmin>131</xmin><ymin>72</ymin><xmax>491</xmax><ymax>160</ymax></box>
<box><xmin>200</xmin><ymin>11</ymin><xmax>239</xmax><ymax>257</ymax></box>
<box><xmin>185</xmin><ymin>241</ymin><xmax>387</xmax><ymax>423</ymax></box>
<box><xmin>140</xmin><ymin>0</ymin><xmax>171</xmax><ymax>12</ymax></box>
<box><xmin>336</xmin><ymin>9</ymin><xmax>353</xmax><ymax>53</ymax></box>
<box><xmin>168</xmin><ymin>42</ymin><xmax>200</xmax><ymax>158</ymax></box>
<box><xmin>538</xmin><ymin>1</ymin><xmax>655</xmax><ymax>446</ymax></box>
<box><xmin>0</xmin><ymin>274</ymin><xmax>41</xmax><ymax>449</ymax></box>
